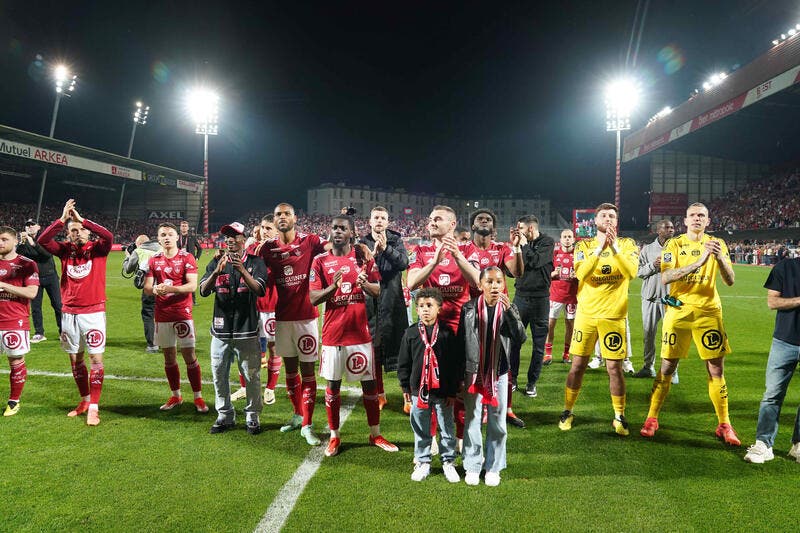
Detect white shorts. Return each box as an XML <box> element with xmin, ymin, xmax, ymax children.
<box><xmin>61</xmin><ymin>312</ymin><xmax>106</xmax><ymax>355</ymax></box>
<box><xmin>258</xmin><ymin>312</ymin><xmax>276</xmax><ymax>342</ymax></box>
<box><xmin>0</xmin><ymin>330</ymin><xmax>30</xmax><ymax>357</ymax></box>
<box><xmin>320</xmin><ymin>343</ymin><xmax>375</xmax><ymax>382</ymax></box>
<box><xmin>275</xmin><ymin>319</ymin><xmax>319</xmax><ymax>363</ymax></box>
<box><xmin>155</xmin><ymin>320</ymin><xmax>196</xmax><ymax>349</ymax></box>
<box><xmin>549</xmin><ymin>301</ymin><xmax>576</xmax><ymax>320</ymax></box>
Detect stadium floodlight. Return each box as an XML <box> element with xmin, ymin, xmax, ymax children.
<box><xmin>604</xmin><ymin>77</ymin><xmax>639</xmax><ymax>209</ymax></box>
<box><xmin>36</xmin><ymin>63</ymin><xmax>78</xmax><ymax>222</ymax></box>
<box><xmin>702</xmin><ymin>72</ymin><xmax>727</xmax><ymax>92</ymax></box>
<box><xmin>116</xmin><ymin>101</ymin><xmax>151</xmax><ymax>232</ymax></box>
<box><xmin>187</xmin><ymin>88</ymin><xmax>220</xmax><ymax>234</ymax></box>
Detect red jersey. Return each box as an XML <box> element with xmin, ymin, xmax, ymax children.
<box><xmin>38</xmin><ymin>219</ymin><xmax>112</xmax><ymax>314</ymax></box>
<box><xmin>146</xmin><ymin>250</ymin><xmax>198</xmax><ymax>322</ymax></box>
<box><xmin>466</xmin><ymin>241</ymin><xmax>514</xmax><ymax>297</ymax></box>
<box><xmin>247</xmin><ymin>242</ymin><xmax>277</xmax><ymax>313</ymax></box>
<box><xmin>0</xmin><ymin>255</ymin><xmax>39</xmax><ymax>330</ymax></box>
<box><xmin>258</xmin><ymin>232</ymin><xmax>327</xmax><ymax>321</ymax></box>
<box><xmin>550</xmin><ymin>244</ymin><xmax>578</xmax><ymax>304</ymax></box>
<box><xmin>409</xmin><ymin>241</ymin><xmax>478</xmax><ymax>333</ymax></box>
<box><xmin>310</xmin><ymin>250</ymin><xmax>380</xmax><ymax>345</ymax></box>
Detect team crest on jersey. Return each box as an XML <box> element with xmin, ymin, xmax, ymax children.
<box><xmin>340</xmin><ymin>265</ymin><xmax>351</xmax><ymax>274</ymax></box>
<box><xmin>340</xmin><ymin>281</ymin><xmax>352</xmax><ymax>294</ymax></box>
<box><xmin>164</xmin><ymin>267</ymin><xmax>172</xmax><ymax>274</ymax></box>
<box><xmin>664</xmin><ymin>253</ymin><xmax>673</xmax><ymax>262</ymax></box>
<box><xmin>284</xmin><ymin>265</ymin><xmax>294</xmax><ymax>276</ymax></box>
<box><xmin>66</xmin><ymin>260</ymin><xmax>93</xmax><ymax>279</ymax></box>
<box><xmin>439</xmin><ymin>259</ymin><xmax>450</xmax><ymax>267</ymax></box>
<box><xmin>173</xmin><ymin>322</ymin><xmax>192</xmax><ymax>338</ymax></box>
<box><xmin>2</xmin><ymin>332</ymin><xmax>22</xmax><ymax>350</ymax></box>
<box><xmin>576</xmin><ymin>251</ymin><xmax>585</xmax><ymax>261</ymax></box>
<box><xmin>438</xmin><ymin>273</ymin><xmax>451</xmax><ymax>285</ymax></box>
<box><xmin>601</xmin><ymin>265</ymin><xmax>611</xmax><ymax>275</ymax></box>
<box><xmin>86</xmin><ymin>329</ymin><xmax>105</xmax><ymax>348</ymax></box>
<box><xmin>409</xmin><ymin>251</ymin><xmax>417</xmax><ymax>263</ymax></box>
<box><xmin>480</xmin><ymin>257</ymin><xmax>490</xmax><ymax>266</ymax></box>
<box><xmin>281</xmin><ymin>252</ymin><xmax>290</xmax><ymax>260</ymax></box>
<box><xmin>346</xmin><ymin>352</ymin><xmax>368</xmax><ymax>374</ymax></box>
<box><xmin>0</xmin><ymin>269</ymin><xmax>6</xmax><ymax>277</ymax></box>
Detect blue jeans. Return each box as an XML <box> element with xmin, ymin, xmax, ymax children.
<box><xmin>463</xmin><ymin>373</ymin><xmax>508</xmax><ymax>474</ymax></box>
<box><xmin>410</xmin><ymin>395</ymin><xmax>457</xmax><ymax>464</ymax></box>
<box><xmin>755</xmin><ymin>337</ymin><xmax>800</xmax><ymax>447</ymax></box>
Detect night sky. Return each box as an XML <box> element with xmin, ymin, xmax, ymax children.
<box><xmin>1</xmin><ymin>0</ymin><xmax>797</xmax><ymax>226</ymax></box>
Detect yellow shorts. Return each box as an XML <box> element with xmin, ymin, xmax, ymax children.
<box><xmin>569</xmin><ymin>315</ymin><xmax>627</xmax><ymax>360</ymax></box>
<box><xmin>660</xmin><ymin>305</ymin><xmax>731</xmax><ymax>360</ymax></box>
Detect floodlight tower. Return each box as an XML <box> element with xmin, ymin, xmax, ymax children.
<box><xmin>35</xmin><ymin>64</ymin><xmax>78</xmax><ymax>222</ymax></box>
<box><xmin>605</xmin><ymin>78</ymin><xmax>639</xmax><ymax>210</ymax></box>
<box><xmin>115</xmin><ymin>101</ymin><xmax>150</xmax><ymax>232</ymax></box>
<box><xmin>188</xmin><ymin>89</ymin><xmax>219</xmax><ymax>234</ymax></box>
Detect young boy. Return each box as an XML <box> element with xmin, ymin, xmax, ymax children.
<box><xmin>397</xmin><ymin>287</ymin><xmax>463</xmax><ymax>482</ymax></box>
<box><xmin>459</xmin><ymin>266</ymin><xmax>526</xmax><ymax>486</ymax></box>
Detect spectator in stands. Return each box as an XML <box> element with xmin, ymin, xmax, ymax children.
<box><xmin>16</xmin><ymin>220</ymin><xmax>62</xmax><ymax>342</ymax></box>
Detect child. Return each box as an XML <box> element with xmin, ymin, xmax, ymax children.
<box><xmin>397</xmin><ymin>287</ymin><xmax>463</xmax><ymax>482</ymax></box>
<box><xmin>459</xmin><ymin>266</ymin><xmax>526</xmax><ymax>486</ymax></box>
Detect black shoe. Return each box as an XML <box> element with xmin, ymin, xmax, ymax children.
<box><xmin>525</xmin><ymin>384</ymin><xmax>537</xmax><ymax>398</ymax></box>
<box><xmin>210</xmin><ymin>419</ymin><xmax>235</xmax><ymax>434</ymax></box>
<box><xmin>510</xmin><ymin>378</ymin><xmax>518</xmax><ymax>392</ymax></box>
<box><xmin>633</xmin><ymin>367</ymin><xmax>655</xmax><ymax>378</ymax></box>
<box><xmin>507</xmin><ymin>412</ymin><xmax>526</xmax><ymax>428</ymax></box>
<box><xmin>246</xmin><ymin>421</ymin><xmax>262</xmax><ymax>435</ymax></box>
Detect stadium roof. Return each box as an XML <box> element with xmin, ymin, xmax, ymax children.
<box><xmin>0</xmin><ymin>123</ymin><xmax>203</xmax><ymax>183</ymax></box>
<box><xmin>623</xmin><ymin>36</ymin><xmax>800</xmax><ymax>165</ymax></box>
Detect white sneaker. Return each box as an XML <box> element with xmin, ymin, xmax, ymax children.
<box><xmin>587</xmin><ymin>356</ymin><xmax>603</xmax><ymax>370</ymax></box>
<box><xmin>484</xmin><ymin>471</ymin><xmax>501</xmax><ymax>487</ymax></box>
<box><xmin>263</xmin><ymin>388</ymin><xmax>276</xmax><ymax>405</ymax></box>
<box><xmin>442</xmin><ymin>461</ymin><xmax>460</xmax><ymax>483</ymax></box>
<box><xmin>31</xmin><ymin>334</ymin><xmax>46</xmax><ymax>343</ymax></box>
<box><xmin>230</xmin><ymin>387</ymin><xmax>247</xmax><ymax>401</ymax></box>
<box><xmin>671</xmin><ymin>371</ymin><xmax>679</xmax><ymax>384</ymax></box>
<box><xmin>411</xmin><ymin>462</ymin><xmax>430</xmax><ymax>481</ymax></box>
<box><xmin>744</xmin><ymin>440</ymin><xmax>774</xmax><ymax>464</ymax></box>
<box><xmin>464</xmin><ymin>471</ymin><xmax>480</xmax><ymax>486</ymax></box>
<box><xmin>456</xmin><ymin>438</ymin><xmax>463</xmax><ymax>455</ymax></box>
<box><xmin>622</xmin><ymin>358</ymin><xmax>635</xmax><ymax>374</ymax></box>
<box><xmin>788</xmin><ymin>442</ymin><xmax>800</xmax><ymax>461</ymax></box>
<box><xmin>430</xmin><ymin>437</ymin><xmax>439</xmax><ymax>456</ymax></box>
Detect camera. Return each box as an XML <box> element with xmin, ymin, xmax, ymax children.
<box><xmin>343</xmin><ymin>206</ymin><xmax>357</xmax><ymax>216</ymax></box>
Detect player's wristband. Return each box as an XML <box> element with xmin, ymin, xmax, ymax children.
<box><xmin>512</xmin><ymin>246</ymin><xmax>521</xmax><ymax>253</ymax></box>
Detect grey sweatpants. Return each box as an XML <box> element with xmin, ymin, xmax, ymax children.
<box><xmin>210</xmin><ymin>336</ymin><xmax>263</xmax><ymax>424</ymax></box>
<box><xmin>641</xmin><ymin>300</ymin><xmax>665</xmax><ymax>371</ymax></box>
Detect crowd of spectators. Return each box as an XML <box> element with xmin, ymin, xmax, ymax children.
<box><xmin>709</xmin><ymin>173</ymin><xmax>800</xmax><ymax>231</ymax></box>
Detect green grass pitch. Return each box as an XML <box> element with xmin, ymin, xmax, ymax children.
<box><xmin>1</xmin><ymin>252</ymin><xmax>799</xmax><ymax>531</ymax></box>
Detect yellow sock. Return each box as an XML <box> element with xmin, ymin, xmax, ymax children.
<box><xmin>564</xmin><ymin>386</ymin><xmax>580</xmax><ymax>412</ymax></box>
<box><xmin>647</xmin><ymin>372</ymin><xmax>672</xmax><ymax>419</ymax></box>
<box><xmin>611</xmin><ymin>395</ymin><xmax>625</xmax><ymax>418</ymax></box>
<box><xmin>708</xmin><ymin>376</ymin><xmax>730</xmax><ymax>424</ymax></box>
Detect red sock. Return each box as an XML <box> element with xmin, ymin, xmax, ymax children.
<box><xmin>455</xmin><ymin>397</ymin><xmax>465</xmax><ymax>439</ymax></box>
<box><xmin>89</xmin><ymin>363</ymin><xmax>104</xmax><ymax>405</ymax></box>
<box><xmin>186</xmin><ymin>359</ymin><xmax>202</xmax><ymax>393</ymax></box>
<box><xmin>301</xmin><ymin>375</ymin><xmax>317</xmax><ymax>426</ymax></box>
<box><xmin>267</xmin><ymin>355</ymin><xmax>282</xmax><ymax>390</ymax></box>
<box><xmin>286</xmin><ymin>372</ymin><xmax>302</xmax><ymax>415</ymax></box>
<box><xmin>9</xmin><ymin>360</ymin><xmax>26</xmax><ymax>402</ymax></box>
<box><xmin>325</xmin><ymin>387</ymin><xmax>341</xmax><ymax>430</ymax></box>
<box><xmin>362</xmin><ymin>381</ymin><xmax>380</xmax><ymax>426</ymax></box>
<box><xmin>545</xmin><ymin>342</ymin><xmax>553</xmax><ymax>356</ymax></box>
<box><xmin>165</xmin><ymin>363</ymin><xmax>181</xmax><ymax>392</ymax></box>
<box><xmin>564</xmin><ymin>343</ymin><xmax>570</xmax><ymax>356</ymax></box>
<box><xmin>239</xmin><ymin>373</ymin><xmax>246</xmax><ymax>388</ymax></box>
<box><xmin>71</xmin><ymin>360</ymin><xmax>90</xmax><ymax>398</ymax></box>
<box><xmin>430</xmin><ymin>412</ymin><xmax>438</xmax><ymax>437</ymax></box>
<box><xmin>374</xmin><ymin>361</ymin><xmax>384</xmax><ymax>395</ymax></box>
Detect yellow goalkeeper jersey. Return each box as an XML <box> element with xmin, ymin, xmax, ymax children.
<box><xmin>661</xmin><ymin>233</ymin><xmax>729</xmax><ymax>311</ymax></box>
<box><xmin>573</xmin><ymin>236</ymin><xmax>639</xmax><ymax>318</ymax></box>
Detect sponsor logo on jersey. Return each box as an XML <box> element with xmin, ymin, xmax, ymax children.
<box><xmin>66</xmin><ymin>260</ymin><xmax>93</xmax><ymax>279</ymax></box>
<box><xmin>692</xmin><ymin>250</ymin><xmax>701</xmax><ymax>256</ymax></box>
<box><xmin>0</xmin><ymin>269</ymin><xmax>6</xmax><ymax>276</ymax></box>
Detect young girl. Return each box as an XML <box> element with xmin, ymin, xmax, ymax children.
<box><xmin>459</xmin><ymin>266</ymin><xmax>526</xmax><ymax>486</ymax></box>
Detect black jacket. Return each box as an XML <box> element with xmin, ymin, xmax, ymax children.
<box><xmin>178</xmin><ymin>234</ymin><xmax>202</xmax><ymax>259</ymax></box>
<box><xmin>458</xmin><ymin>298</ymin><xmax>526</xmax><ymax>378</ymax></box>
<box><xmin>359</xmin><ymin>229</ymin><xmax>409</xmax><ymax>371</ymax></box>
<box><xmin>514</xmin><ymin>234</ymin><xmax>554</xmax><ymax>297</ymax></box>
<box><xmin>397</xmin><ymin>321</ymin><xmax>462</xmax><ymax>398</ymax></box>
<box><xmin>200</xmin><ymin>253</ymin><xmax>267</xmax><ymax>339</ymax></box>
<box><xmin>16</xmin><ymin>238</ymin><xmax>57</xmax><ymax>279</ymax></box>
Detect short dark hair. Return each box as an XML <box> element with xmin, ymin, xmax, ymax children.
<box><xmin>479</xmin><ymin>265</ymin><xmax>504</xmax><ymax>282</ymax></box>
<box><xmin>261</xmin><ymin>214</ymin><xmax>274</xmax><ymax>223</ymax></box>
<box><xmin>332</xmin><ymin>215</ymin><xmax>355</xmax><ymax>233</ymax></box>
<box><xmin>158</xmin><ymin>222</ymin><xmax>178</xmax><ymax>232</ymax></box>
<box><xmin>470</xmin><ymin>208</ymin><xmax>497</xmax><ymax>228</ymax></box>
<box><xmin>595</xmin><ymin>202</ymin><xmax>618</xmax><ymax>214</ymax></box>
<box><xmin>518</xmin><ymin>215</ymin><xmax>539</xmax><ymax>227</ymax></box>
<box><xmin>371</xmin><ymin>206</ymin><xmax>388</xmax><ymax>215</ymax></box>
<box><xmin>180</xmin><ymin>220</ymin><xmax>189</xmax><ymax>225</ymax></box>
<box><xmin>0</xmin><ymin>226</ymin><xmax>17</xmax><ymax>238</ymax></box>
<box><xmin>455</xmin><ymin>226</ymin><xmax>470</xmax><ymax>235</ymax></box>
<box><xmin>415</xmin><ymin>287</ymin><xmax>443</xmax><ymax>306</ymax></box>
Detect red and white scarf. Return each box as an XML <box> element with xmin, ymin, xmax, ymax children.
<box><xmin>417</xmin><ymin>321</ymin><xmax>440</xmax><ymax>409</ymax></box>
<box><xmin>468</xmin><ymin>295</ymin><xmax>503</xmax><ymax>407</ymax></box>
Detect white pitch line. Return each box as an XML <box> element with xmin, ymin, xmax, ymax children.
<box><xmin>254</xmin><ymin>395</ymin><xmax>358</xmax><ymax>533</ymax></box>
<box><xmin>0</xmin><ymin>368</ymin><xmax>362</xmax><ymax>393</ymax></box>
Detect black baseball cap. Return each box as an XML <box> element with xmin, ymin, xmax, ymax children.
<box><xmin>24</xmin><ymin>219</ymin><xmax>36</xmax><ymax>227</ymax></box>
